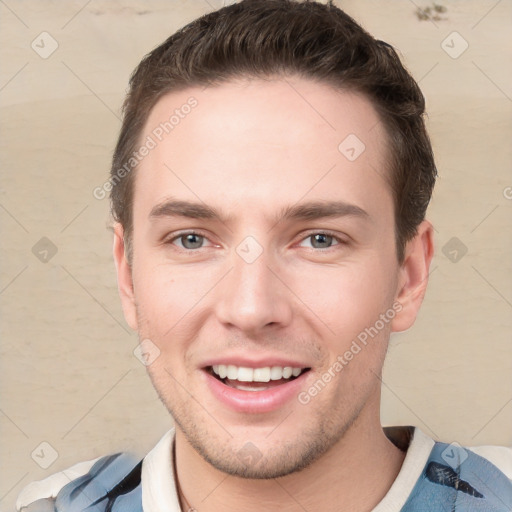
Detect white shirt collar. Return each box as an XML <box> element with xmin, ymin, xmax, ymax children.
<box><xmin>142</xmin><ymin>428</ymin><xmax>182</xmax><ymax>512</ymax></box>
<box><xmin>373</xmin><ymin>427</ymin><xmax>434</xmax><ymax>511</ymax></box>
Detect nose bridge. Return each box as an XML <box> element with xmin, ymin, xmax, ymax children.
<box><xmin>214</xmin><ymin>243</ymin><xmax>292</xmax><ymax>332</ymax></box>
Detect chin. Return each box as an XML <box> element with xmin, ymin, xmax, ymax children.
<box><xmin>174</xmin><ymin>411</ymin><xmax>354</xmax><ymax>480</ymax></box>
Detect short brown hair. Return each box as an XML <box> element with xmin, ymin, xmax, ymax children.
<box><xmin>110</xmin><ymin>0</ymin><xmax>436</xmax><ymax>263</ymax></box>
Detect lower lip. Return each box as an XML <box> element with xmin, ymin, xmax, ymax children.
<box><xmin>203</xmin><ymin>370</ymin><xmax>310</xmax><ymax>414</ymax></box>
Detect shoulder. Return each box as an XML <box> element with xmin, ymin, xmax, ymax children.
<box><xmin>403</xmin><ymin>439</ymin><xmax>512</xmax><ymax>511</ymax></box>
<box><xmin>16</xmin><ymin>452</ymin><xmax>143</xmax><ymax>512</ymax></box>
<box><xmin>468</xmin><ymin>444</ymin><xmax>512</xmax><ymax>480</ymax></box>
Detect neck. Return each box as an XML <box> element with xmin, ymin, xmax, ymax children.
<box><xmin>174</xmin><ymin>405</ymin><xmax>406</xmax><ymax>512</ymax></box>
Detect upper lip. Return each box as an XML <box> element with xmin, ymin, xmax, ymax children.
<box><xmin>201</xmin><ymin>356</ymin><xmax>311</xmax><ymax>369</ymax></box>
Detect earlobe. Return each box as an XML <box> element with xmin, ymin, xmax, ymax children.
<box><xmin>112</xmin><ymin>224</ymin><xmax>138</xmax><ymax>331</ymax></box>
<box><xmin>391</xmin><ymin>220</ymin><xmax>434</xmax><ymax>333</ymax></box>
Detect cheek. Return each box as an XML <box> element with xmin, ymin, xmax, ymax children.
<box><xmin>131</xmin><ymin>259</ymin><xmax>220</xmax><ymax>360</ymax></box>
<box><xmin>289</xmin><ymin>260</ymin><xmax>396</xmax><ymax>342</ymax></box>
<box><xmin>132</xmin><ymin>259</ymin><xmax>194</xmax><ymax>322</ymax></box>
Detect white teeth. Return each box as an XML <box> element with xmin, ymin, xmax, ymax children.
<box><xmin>217</xmin><ymin>365</ymin><xmax>227</xmax><ymax>379</ymax></box>
<box><xmin>212</xmin><ymin>364</ymin><xmax>305</xmax><ymax>382</ymax></box>
<box><xmin>253</xmin><ymin>367</ymin><xmax>271</xmax><ymax>382</ymax></box>
<box><xmin>270</xmin><ymin>366</ymin><xmax>282</xmax><ymax>380</ymax></box>
<box><xmin>237</xmin><ymin>367</ymin><xmax>254</xmax><ymax>382</ymax></box>
<box><xmin>282</xmin><ymin>367</ymin><xmax>293</xmax><ymax>379</ymax></box>
<box><xmin>227</xmin><ymin>365</ymin><xmax>238</xmax><ymax>379</ymax></box>
<box><xmin>233</xmin><ymin>384</ymin><xmax>270</xmax><ymax>392</ymax></box>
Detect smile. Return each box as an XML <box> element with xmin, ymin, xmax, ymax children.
<box><xmin>211</xmin><ymin>364</ymin><xmax>307</xmax><ymax>390</ymax></box>
<box><xmin>204</xmin><ymin>364</ymin><xmax>311</xmax><ymax>412</ymax></box>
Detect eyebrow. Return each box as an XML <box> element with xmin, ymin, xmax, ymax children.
<box><xmin>149</xmin><ymin>198</ymin><xmax>369</xmax><ymax>224</ymax></box>
<box><xmin>150</xmin><ymin>199</ymin><xmax>224</xmax><ymax>221</ymax></box>
<box><xmin>278</xmin><ymin>201</ymin><xmax>369</xmax><ymax>222</ymax></box>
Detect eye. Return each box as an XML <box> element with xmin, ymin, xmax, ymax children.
<box><xmin>299</xmin><ymin>232</ymin><xmax>341</xmax><ymax>249</ymax></box>
<box><xmin>171</xmin><ymin>232</ymin><xmax>209</xmax><ymax>250</ymax></box>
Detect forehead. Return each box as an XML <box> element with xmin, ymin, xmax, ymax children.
<box><xmin>134</xmin><ymin>77</ymin><xmax>392</xmax><ymax>222</ymax></box>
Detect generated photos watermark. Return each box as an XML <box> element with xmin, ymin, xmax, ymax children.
<box><xmin>298</xmin><ymin>301</ymin><xmax>402</xmax><ymax>405</ymax></box>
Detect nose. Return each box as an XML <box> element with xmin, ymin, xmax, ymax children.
<box><xmin>214</xmin><ymin>250</ymin><xmax>293</xmax><ymax>335</ymax></box>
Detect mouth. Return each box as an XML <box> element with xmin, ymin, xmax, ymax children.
<box><xmin>206</xmin><ymin>364</ymin><xmax>311</xmax><ymax>392</ymax></box>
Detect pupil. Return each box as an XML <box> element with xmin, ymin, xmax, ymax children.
<box><xmin>312</xmin><ymin>234</ymin><xmax>332</xmax><ymax>248</ymax></box>
<box><xmin>183</xmin><ymin>234</ymin><xmax>203</xmax><ymax>249</ymax></box>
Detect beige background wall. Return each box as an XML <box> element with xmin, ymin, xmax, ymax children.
<box><xmin>1</xmin><ymin>0</ymin><xmax>511</xmax><ymax>509</ymax></box>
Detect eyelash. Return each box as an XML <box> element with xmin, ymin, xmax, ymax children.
<box><xmin>166</xmin><ymin>230</ymin><xmax>346</xmax><ymax>251</ymax></box>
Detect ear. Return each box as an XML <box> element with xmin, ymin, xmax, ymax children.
<box><xmin>113</xmin><ymin>223</ymin><xmax>138</xmax><ymax>331</ymax></box>
<box><xmin>391</xmin><ymin>220</ymin><xmax>434</xmax><ymax>333</ymax></box>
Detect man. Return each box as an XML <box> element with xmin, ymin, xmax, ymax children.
<box><xmin>17</xmin><ymin>0</ymin><xmax>512</xmax><ymax>510</ymax></box>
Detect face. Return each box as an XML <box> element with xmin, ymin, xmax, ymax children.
<box><xmin>114</xmin><ymin>77</ymin><xmax>426</xmax><ymax>478</ymax></box>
